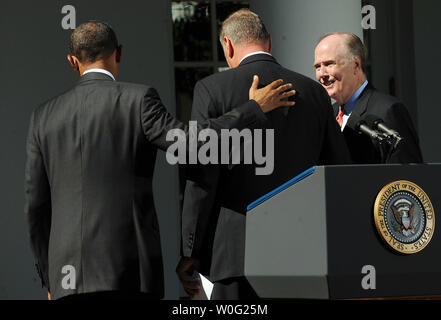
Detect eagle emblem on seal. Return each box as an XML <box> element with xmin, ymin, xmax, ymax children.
<box><xmin>391</xmin><ymin>199</ymin><xmax>415</xmax><ymax>231</ymax></box>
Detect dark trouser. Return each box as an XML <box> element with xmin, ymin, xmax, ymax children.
<box><xmin>211</xmin><ymin>277</ymin><xmax>260</xmax><ymax>300</ymax></box>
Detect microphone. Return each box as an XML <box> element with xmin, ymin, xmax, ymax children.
<box><xmin>364</xmin><ymin>115</ymin><xmax>403</xmax><ymax>148</ymax></box>
<box><xmin>364</xmin><ymin>115</ymin><xmax>402</xmax><ymax>139</ymax></box>
<box><xmin>347</xmin><ymin>113</ymin><xmax>387</xmax><ymax>143</ymax></box>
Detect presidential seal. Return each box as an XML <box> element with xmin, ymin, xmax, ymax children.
<box><xmin>374</xmin><ymin>180</ymin><xmax>435</xmax><ymax>254</ymax></box>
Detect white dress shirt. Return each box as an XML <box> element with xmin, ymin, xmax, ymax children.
<box><xmin>82</xmin><ymin>68</ymin><xmax>116</xmax><ymax>81</ymax></box>
<box><xmin>340</xmin><ymin>80</ymin><xmax>369</xmax><ymax>131</ymax></box>
<box><xmin>239</xmin><ymin>51</ymin><xmax>272</xmax><ymax>65</ymax></box>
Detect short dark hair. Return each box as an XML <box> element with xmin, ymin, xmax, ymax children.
<box><xmin>220</xmin><ymin>9</ymin><xmax>270</xmax><ymax>47</ymax></box>
<box><xmin>69</xmin><ymin>21</ymin><xmax>119</xmax><ymax>63</ymax></box>
<box><xmin>319</xmin><ymin>32</ymin><xmax>367</xmax><ymax>74</ymax></box>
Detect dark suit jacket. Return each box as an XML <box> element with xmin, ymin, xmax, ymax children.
<box><xmin>181</xmin><ymin>54</ymin><xmax>352</xmax><ymax>282</ymax></box>
<box><xmin>24</xmin><ymin>72</ymin><xmax>266</xmax><ymax>299</ymax></box>
<box><xmin>333</xmin><ymin>84</ymin><xmax>423</xmax><ymax>164</ymax></box>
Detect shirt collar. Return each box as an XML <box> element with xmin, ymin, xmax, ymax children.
<box><xmin>239</xmin><ymin>51</ymin><xmax>272</xmax><ymax>65</ymax></box>
<box><xmin>82</xmin><ymin>68</ymin><xmax>116</xmax><ymax>81</ymax></box>
<box><xmin>341</xmin><ymin>80</ymin><xmax>368</xmax><ymax>115</ymax></box>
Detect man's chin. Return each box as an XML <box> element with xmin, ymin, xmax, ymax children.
<box><xmin>327</xmin><ymin>92</ymin><xmax>342</xmax><ymax>104</ymax></box>
<box><xmin>326</xmin><ymin>90</ymin><xmax>336</xmax><ymax>99</ymax></box>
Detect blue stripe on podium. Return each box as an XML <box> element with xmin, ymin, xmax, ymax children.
<box><xmin>246</xmin><ymin>166</ymin><xmax>316</xmax><ymax>211</ymax></box>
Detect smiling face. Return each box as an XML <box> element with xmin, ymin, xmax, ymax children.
<box><xmin>314</xmin><ymin>34</ymin><xmax>365</xmax><ymax>105</ymax></box>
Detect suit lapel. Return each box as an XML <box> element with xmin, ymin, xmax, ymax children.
<box><xmin>332</xmin><ymin>102</ymin><xmax>339</xmax><ymax>118</ymax></box>
<box><xmin>333</xmin><ymin>84</ymin><xmax>373</xmax><ymax>119</ymax></box>
<box><xmin>350</xmin><ymin>84</ymin><xmax>374</xmax><ymax>118</ymax></box>
<box><xmin>341</xmin><ymin>83</ymin><xmax>374</xmax><ymax>132</ymax></box>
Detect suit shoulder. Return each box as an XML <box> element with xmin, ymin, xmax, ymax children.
<box><xmin>370</xmin><ymin>89</ymin><xmax>402</xmax><ymax>107</ymax></box>
<box><xmin>113</xmin><ymin>81</ymin><xmax>152</xmax><ymax>94</ymax></box>
<box><xmin>100</xmin><ymin>80</ymin><xmax>164</xmax><ymax>100</ymax></box>
<box><xmin>196</xmin><ymin>69</ymin><xmax>235</xmax><ymax>89</ymax></box>
<box><xmin>282</xmin><ymin>67</ymin><xmax>327</xmax><ymax>92</ymax></box>
<box><xmin>33</xmin><ymin>86</ymin><xmax>77</xmax><ymax>117</ymax></box>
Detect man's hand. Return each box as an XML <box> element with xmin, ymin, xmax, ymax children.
<box><xmin>48</xmin><ymin>292</ymin><xmax>51</xmax><ymax>300</ymax></box>
<box><xmin>249</xmin><ymin>75</ymin><xmax>296</xmax><ymax>113</ymax></box>
<box><xmin>176</xmin><ymin>257</ymin><xmax>201</xmax><ymax>299</ymax></box>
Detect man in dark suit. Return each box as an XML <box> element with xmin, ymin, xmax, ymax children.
<box><xmin>24</xmin><ymin>21</ymin><xmax>295</xmax><ymax>300</ymax></box>
<box><xmin>314</xmin><ymin>32</ymin><xmax>423</xmax><ymax>164</ymax></box>
<box><xmin>177</xmin><ymin>10</ymin><xmax>351</xmax><ymax>300</ymax></box>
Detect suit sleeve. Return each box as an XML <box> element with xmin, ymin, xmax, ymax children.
<box><xmin>319</xmin><ymin>94</ymin><xmax>353</xmax><ymax>165</ymax></box>
<box><xmin>141</xmin><ymin>86</ymin><xmax>266</xmax><ymax>151</ymax></box>
<box><xmin>181</xmin><ymin>81</ymin><xmax>222</xmax><ymax>261</ymax></box>
<box><xmin>384</xmin><ymin>103</ymin><xmax>423</xmax><ymax>163</ymax></box>
<box><xmin>24</xmin><ymin>110</ymin><xmax>51</xmax><ymax>290</ymax></box>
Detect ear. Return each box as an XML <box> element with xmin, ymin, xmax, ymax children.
<box><xmin>267</xmin><ymin>36</ymin><xmax>273</xmax><ymax>53</ymax></box>
<box><xmin>226</xmin><ymin>37</ymin><xmax>234</xmax><ymax>59</ymax></box>
<box><xmin>353</xmin><ymin>56</ymin><xmax>362</xmax><ymax>72</ymax></box>
<box><xmin>67</xmin><ymin>54</ymin><xmax>79</xmax><ymax>72</ymax></box>
<box><xmin>224</xmin><ymin>37</ymin><xmax>234</xmax><ymax>59</ymax></box>
<box><xmin>116</xmin><ymin>45</ymin><xmax>123</xmax><ymax>64</ymax></box>
<box><xmin>222</xmin><ymin>36</ymin><xmax>229</xmax><ymax>52</ymax></box>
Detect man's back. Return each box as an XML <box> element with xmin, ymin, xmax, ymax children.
<box><xmin>26</xmin><ymin>72</ymin><xmax>164</xmax><ymax>299</ymax></box>
<box><xmin>201</xmin><ymin>54</ymin><xmax>345</xmax><ymax>209</ymax></box>
<box><xmin>182</xmin><ymin>54</ymin><xmax>350</xmax><ymax>282</ymax></box>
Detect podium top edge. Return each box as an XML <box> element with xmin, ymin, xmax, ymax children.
<box><xmin>246</xmin><ymin>163</ymin><xmax>439</xmax><ymax>212</ymax></box>
<box><xmin>246</xmin><ymin>166</ymin><xmax>316</xmax><ymax>212</ymax></box>
<box><xmin>315</xmin><ymin>163</ymin><xmax>438</xmax><ymax>168</ymax></box>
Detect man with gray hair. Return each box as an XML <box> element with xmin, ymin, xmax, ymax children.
<box><xmin>314</xmin><ymin>32</ymin><xmax>422</xmax><ymax>163</ymax></box>
<box><xmin>178</xmin><ymin>10</ymin><xmax>351</xmax><ymax>299</ymax></box>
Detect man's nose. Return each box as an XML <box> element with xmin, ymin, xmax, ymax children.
<box><xmin>319</xmin><ymin>65</ymin><xmax>328</xmax><ymax>78</ymax></box>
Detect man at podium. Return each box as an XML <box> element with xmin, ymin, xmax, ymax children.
<box><xmin>314</xmin><ymin>32</ymin><xmax>423</xmax><ymax>164</ymax></box>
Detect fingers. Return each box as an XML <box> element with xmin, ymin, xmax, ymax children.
<box><xmin>278</xmin><ymin>100</ymin><xmax>296</xmax><ymax>107</ymax></box>
<box><xmin>182</xmin><ymin>282</ymin><xmax>201</xmax><ymax>290</ymax></box>
<box><xmin>268</xmin><ymin>78</ymin><xmax>284</xmax><ymax>89</ymax></box>
<box><xmin>178</xmin><ymin>272</ymin><xmax>200</xmax><ymax>283</ymax></box>
<box><xmin>251</xmin><ymin>75</ymin><xmax>259</xmax><ymax>91</ymax></box>
<box><xmin>179</xmin><ymin>273</ymin><xmax>202</xmax><ymax>298</ymax></box>
<box><xmin>181</xmin><ymin>279</ymin><xmax>202</xmax><ymax>290</ymax></box>
<box><xmin>280</xmin><ymin>89</ymin><xmax>296</xmax><ymax>99</ymax></box>
<box><xmin>185</xmin><ymin>288</ymin><xmax>201</xmax><ymax>298</ymax></box>
<box><xmin>177</xmin><ymin>269</ymin><xmax>201</xmax><ymax>289</ymax></box>
<box><xmin>275</xmin><ymin>83</ymin><xmax>293</xmax><ymax>93</ymax></box>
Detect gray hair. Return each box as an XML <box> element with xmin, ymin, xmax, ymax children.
<box><xmin>219</xmin><ymin>9</ymin><xmax>270</xmax><ymax>47</ymax></box>
<box><xmin>319</xmin><ymin>32</ymin><xmax>367</xmax><ymax>74</ymax></box>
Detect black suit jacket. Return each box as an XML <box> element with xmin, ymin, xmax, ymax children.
<box><xmin>333</xmin><ymin>84</ymin><xmax>423</xmax><ymax>164</ymax></box>
<box><xmin>181</xmin><ymin>54</ymin><xmax>352</xmax><ymax>282</ymax></box>
<box><xmin>24</xmin><ymin>72</ymin><xmax>266</xmax><ymax>299</ymax></box>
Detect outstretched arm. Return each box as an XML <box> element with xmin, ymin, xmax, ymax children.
<box><xmin>141</xmin><ymin>76</ymin><xmax>295</xmax><ymax>151</ymax></box>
